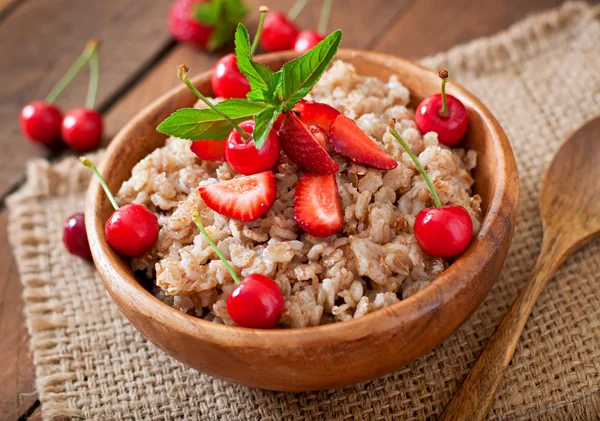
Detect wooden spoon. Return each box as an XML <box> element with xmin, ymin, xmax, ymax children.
<box><xmin>440</xmin><ymin>117</ymin><xmax>600</xmax><ymax>420</ymax></box>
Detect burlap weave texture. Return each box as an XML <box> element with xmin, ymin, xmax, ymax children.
<box><xmin>7</xmin><ymin>2</ymin><xmax>600</xmax><ymax>419</ymax></box>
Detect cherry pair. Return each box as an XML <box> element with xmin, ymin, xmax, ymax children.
<box><xmin>20</xmin><ymin>39</ymin><xmax>103</xmax><ymax>151</ymax></box>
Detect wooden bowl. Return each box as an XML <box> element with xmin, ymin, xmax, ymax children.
<box><xmin>85</xmin><ymin>49</ymin><xmax>519</xmax><ymax>391</ymax></box>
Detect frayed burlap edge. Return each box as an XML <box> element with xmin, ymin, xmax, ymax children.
<box><xmin>7</xmin><ymin>153</ymin><xmax>102</xmax><ymax>420</ymax></box>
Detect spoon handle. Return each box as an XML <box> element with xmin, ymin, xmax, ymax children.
<box><xmin>439</xmin><ymin>233</ymin><xmax>569</xmax><ymax>421</ymax></box>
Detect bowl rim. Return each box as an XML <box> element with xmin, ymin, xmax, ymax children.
<box><xmin>87</xmin><ymin>49</ymin><xmax>519</xmax><ymax>349</ymax></box>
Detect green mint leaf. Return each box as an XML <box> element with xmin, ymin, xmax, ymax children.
<box><xmin>234</xmin><ymin>24</ymin><xmax>273</xmax><ymax>101</ymax></box>
<box><xmin>156</xmin><ymin>99</ymin><xmax>266</xmax><ymax>140</ymax></box>
<box><xmin>265</xmin><ymin>70</ymin><xmax>283</xmax><ymax>105</ymax></box>
<box><xmin>253</xmin><ymin>105</ymin><xmax>283</xmax><ymax>149</ymax></box>
<box><xmin>281</xmin><ymin>30</ymin><xmax>342</xmax><ymax>111</ymax></box>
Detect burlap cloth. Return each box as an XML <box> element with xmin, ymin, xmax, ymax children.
<box><xmin>7</xmin><ymin>2</ymin><xmax>600</xmax><ymax>420</ymax></box>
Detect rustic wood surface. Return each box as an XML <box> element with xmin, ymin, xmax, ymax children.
<box><xmin>0</xmin><ymin>0</ymin><xmax>583</xmax><ymax>419</ymax></box>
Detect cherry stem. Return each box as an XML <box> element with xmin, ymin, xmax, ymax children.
<box><xmin>45</xmin><ymin>38</ymin><xmax>100</xmax><ymax>104</ymax></box>
<box><xmin>439</xmin><ymin>69</ymin><xmax>449</xmax><ymax>118</ymax></box>
<box><xmin>79</xmin><ymin>157</ymin><xmax>119</xmax><ymax>210</ymax></box>
<box><xmin>177</xmin><ymin>65</ymin><xmax>251</xmax><ymax>141</ymax></box>
<box><xmin>85</xmin><ymin>47</ymin><xmax>100</xmax><ymax>109</ymax></box>
<box><xmin>287</xmin><ymin>0</ymin><xmax>309</xmax><ymax>21</ymax></box>
<box><xmin>192</xmin><ymin>210</ymin><xmax>241</xmax><ymax>285</ymax></box>
<box><xmin>318</xmin><ymin>0</ymin><xmax>334</xmax><ymax>35</ymax></box>
<box><xmin>251</xmin><ymin>6</ymin><xmax>269</xmax><ymax>56</ymax></box>
<box><xmin>388</xmin><ymin>121</ymin><xmax>442</xmax><ymax>208</ymax></box>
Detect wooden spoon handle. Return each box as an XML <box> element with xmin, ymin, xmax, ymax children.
<box><xmin>439</xmin><ymin>234</ymin><xmax>569</xmax><ymax>421</ymax></box>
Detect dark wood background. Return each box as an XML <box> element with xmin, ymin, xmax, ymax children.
<box><xmin>0</xmin><ymin>0</ymin><xmax>586</xmax><ymax>419</ymax></box>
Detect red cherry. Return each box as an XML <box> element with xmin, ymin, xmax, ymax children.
<box><xmin>20</xmin><ymin>101</ymin><xmax>62</xmax><ymax>145</ymax></box>
<box><xmin>168</xmin><ymin>0</ymin><xmax>213</xmax><ymax>50</ymax></box>
<box><xmin>63</xmin><ymin>213</ymin><xmax>92</xmax><ymax>260</ymax></box>
<box><xmin>415</xmin><ymin>94</ymin><xmax>468</xmax><ymax>146</ymax></box>
<box><xmin>227</xmin><ymin>274</ymin><xmax>285</xmax><ymax>328</ymax></box>
<box><xmin>105</xmin><ymin>203</ymin><xmax>159</xmax><ymax>257</ymax></box>
<box><xmin>260</xmin><ymin>12</ymin><xmax>299</xmax><ymax>52</ymax></box>
<box><xmin>293</xmin><ymin>30</ymin><xmax>325</xmax><ymax>52</ymax></box>
<box><xmin>414</xmin><ymin>205</ymin><xmax>473</xmax><ymax>258</ymax></box>
<box><xmin>211</xmin><ymin>53</ymin><xmax>250</xmax><ymax>99</ymax></box>
<box><xmin>61</xmin><ymin>108</ymin><xmax>103</xmax><ymax>151</ymax></box>
<box><xmin>190</xmin><ymin>139</ymin><xmax>226</xmax><ymax>161</ymax></box>
<box><xmin>415</xmin><ymin>69</ymin><xmax>468</xmax><ymax>146</ymax></box>
<box><xmin>225</xmin><ymin>120</ymin><xmax>280</xmax><ymax>175</ymax></box>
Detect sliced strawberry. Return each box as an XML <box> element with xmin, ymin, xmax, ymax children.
<box><xmin>294</xmin><ymin>100</ymin><xmax>340</xmax><ymax>132</ymax></box>
<box><xmin>329</xmin><ymin>114</ymin><xmax>398</xmax><ymax>170</ymax></box>
<box><xmin>279</xmin><ymin>112</ymin><xmax>339</xmax><ymax>175</ymax></box>
<box><xmin>198</xmin><ymin>171</ymin><xmax>276</xmax><ymax>222</ymax></box>
<box><xmin>294</xmin><ymin>174</ymin><xmax>343</xmax><ymax>238</ymax></box>
<box><xmin>190</xmin><ymin>139</ymin><xmax>226</xmax><ymax>161</ymax></box>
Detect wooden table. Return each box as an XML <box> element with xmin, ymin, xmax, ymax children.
<box><xmin>0</xmin><ymin>0</ymin><xmax>581</xmax><ymax>419</ymax></box>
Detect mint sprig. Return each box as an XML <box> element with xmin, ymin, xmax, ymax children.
<box><xmin>194</xmin><ymin>0</ymin><xmax>248</xmax><ymax>51</ymax></box>
<box><xmin>157</xmin><ymin>99</ymin><xmax>266</xmax><ymax>140</ymax></box>
<box><xmin>156</xmin><ymin>19</ymin><xmax>343</xmax><ymax>151</ymax></box>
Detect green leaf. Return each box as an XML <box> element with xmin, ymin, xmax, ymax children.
<box><xmin>207</xmin><ymin>23</ymin><xmax>235</xmax><ymax>51</ymax></box>
<box><xmin>156</xmin><ymin>99</ymin><xmax>266</xmax><ymax>140</ymax></box>
<box><xmin>253</xmin><ymin>105</ymin><xmax>283</xmax><ymax>149</ymax></box>
<box><xmin>281</xmin><ymin>30</ymin><xmax>342</xmax><ymax>110</ymax></box>
<box><xmin>234</xmin><ymin>24</ymin><xmax>273</xmax><ymax>101</ymax></box>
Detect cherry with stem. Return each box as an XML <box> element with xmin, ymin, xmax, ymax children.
<box><xmin>62</xmin><ymin>42</ymin><xmax>104</xmax><ymax>151</ymax></box>
<box><xmin>211</xmin><ymin>6</ymin><xmax>269</xmax><ymax>99</ymax></box>
<box><xmin>80</xmin><ymin>157</ymin><xmax>158</xmax><ymax>257</ymax></box>
<box><xmin>293</xmin><ymin>0</ymin><xmax>333</xmax><ymax>52</ymax></box>
<box><xmin>389</xmin><ymin>120</ymin><xmax>472</xmax><ymax>258</ymax></box>
<box><xmin>20</xmin><ymin>39</ymin><xmax>99</xmax><ymax>145</ymax></box>
<box><xmin>260</xmin><ymin>0</ymin><xmax>305</xmax><ymax>52</ymax></box>
<box><xmin>182</xmin><ymin>64</ymin><xmax>280</xmax><ymax>175</ymax></box>
<box><xmin>415</xmin><ymin>69</ymin><xmax>469</xmax><ymax>146</ymax></box>
<box><xmin>192</xmin><ymin>210</ymin><xmax>284</xmax><ymax>328</ymax></box>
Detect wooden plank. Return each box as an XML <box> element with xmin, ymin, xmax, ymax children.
<box><xmin>0</xmin><ymin>212</ymin><xmax>37</xmax><ymax>420</ymax></box>
<box><xmin>105</xmin><ymin>0</ymin><xmax>413</xmax><ymax>139</ymax></box>
<box><xmin>0</xmin><ymin>0</ymin><xmax>22</xmax><ymax>17</ymax></box>
<box><xmin>372</xmin><ymin>0</ymin><xmax>568</xmax><ymax>58</ymax></box>
<box><xmin>0</xmin><ymin>0</ymin><xmax>172</xmax><ymax>199</ymax></box>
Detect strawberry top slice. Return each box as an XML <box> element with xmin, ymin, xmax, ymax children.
<box><xmin>294</xmin><ymin>174</ymin><xmax>343</xmax><ymax>238</ymax></box>
<box><xmin>294</xmin><ymin>100</ymin><xmax>341</xmax><ymax>132</ymax></box>
<box><xmin>329</xmin><ymin>114</ymin><xmax>398</xmax><ymax>171</ymax></box>
<box><xmin>198</xmin><ymin>171</ymin><xmax>276</xmax><ymax>222</ymax></box>
<box><xmin>279</xmin><ymin>112</ymin><xmax>339</xmax><ymax>175</ymax></box>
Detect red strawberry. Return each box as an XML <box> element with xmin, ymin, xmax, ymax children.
<box><xmin>279</xmin><ymin>112</ymin><xmax>339</xmax><ymax>175</ymax></box>
<box><xmin>198</xmin><ymin>171</ymin><xmax>276</xmax><ymax>222</ymax></box>
<box><xmin>294</xmin><ymin>100</ymin><xmax>340</xmax><ymax>132</ymax></box>
<box><xmin>294</xmin><ymin>174</ymin><xmax>343</xmax><ymax>238</ymax></box>
<box><xmin>168</xmin><ymin>0</ymin><xmax>213</xmax><ymax>50</ymax></box>
<box><xmin>190</xmin><ymin>139</ymin><xmax>226</xmax><ymax>161</ymax></box>
<box><xmin>329</xmin><ymin>114</ymin><xmax>398</xmax><ymax>170</ymax></box>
